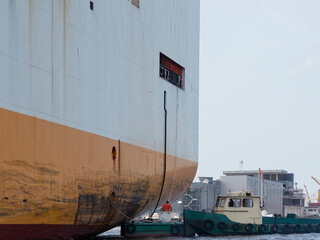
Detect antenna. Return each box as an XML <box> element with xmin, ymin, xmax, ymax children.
<box><xmin>239</xmin><ymin>160</ymin><xmax>243</xmax><ymax>170</ymax></box>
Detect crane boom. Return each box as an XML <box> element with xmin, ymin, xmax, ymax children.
<box><xmin>311</xmin><ymin>176</ymin><xmax>320</xmax><ymax>203</ymax></box>
<box><xmin>311</xmin><ymin>176</ymin><xmax>320</xmax><ymax>186</ymax></box>
<box><xmin>304</xmin><ymin>184</ymin><xmax>311</xmax><ymax>202</ymax></box>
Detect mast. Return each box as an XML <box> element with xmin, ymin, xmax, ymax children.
<box><xmin>259</xmin><ymin>168</ymin><xmax>264</xmax><ymax>208</ymax></box>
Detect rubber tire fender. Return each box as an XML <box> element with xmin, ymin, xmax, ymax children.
<box><xmin>282</xmin><ymin>224</ymin><xmax>290</xmax><ymax>233</ymax></box>
<box><xmin>245</xmin><ymin>224</ymin><xmax>254</xmax><ymax>233</ymax></box>
<box><xmin>170</xmin><ymin>225</ymin><xmax>180</xmax><ymax>235</ymax></box>
<box><xmin>232</xmin><ymin>223</ymin><xmax>240</xmax><ymax>231</ymax></box>
<box><xmin>305</xmin><ymin>224</ymin><xmax>312</xmax><ymax>233</ymax></box>
<box><xmin>126</xmin><ymin>223</ymin><xmax>136</xmax><ymax>233</ymax></box>
<box><xmin>293</xmin><ymin>224</ymin><xmax>301</xmax><ymax>233</ymax></box>
<box><xmin>258</xmin><ymin>224</ymin><xmax>266</xmax><ymax>233</ymax></box>
<box><xmin>203</xmin><ymin>219</ymin><xmax>214</xmax><ymax>230</ymax></box>
<box><xmin>270</xmin><ymin>224</ymin><xmax>279</xmax><ymax>232</ymax></box>
<box><xmin>217</xmin><ymin>221</ymin><xmax>226</xmax><ymax>230</ymax></box>
<box><xmin>316</xmin><ymin>223</ymin><xmax>320</xmax><ymax>233</ymax></box>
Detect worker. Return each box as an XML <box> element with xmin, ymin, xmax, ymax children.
<box><xmin>162</xmin><ymin>201</ymin><xmax>172</xmax><ymax>212</ymax></box>
<box><xmin>228</xmin><ymin>199</ymin><xmax>234</xmax><ymax>207</ymax></box>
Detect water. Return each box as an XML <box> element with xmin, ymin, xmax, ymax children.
<box><xmin>91</xmin><ymin>227</ymin><xmax>320</xmax><ymax>240</ymax></box>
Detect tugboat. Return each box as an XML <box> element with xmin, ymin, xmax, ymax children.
<box><xmin>184</xmin><ymin>191</ymin><xmax>320</xmax><ymax>236</ymax></box>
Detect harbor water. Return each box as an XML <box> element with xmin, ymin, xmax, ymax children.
<box><xmin>92</xmin><ymin>227</ymin><xmax>320</xmax><ymax>240</ymax></box>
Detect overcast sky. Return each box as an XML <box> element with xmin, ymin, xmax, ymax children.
<box><xmin>197</xmin><ymin>0</ymin><xmax>320</xmax><ymax>196</ymax></box>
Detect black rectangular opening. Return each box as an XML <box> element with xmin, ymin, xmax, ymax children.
<box><xmin>159</xmin><ymin>53</ymin><xmax>184</xmax><ymax>88</ymax></box>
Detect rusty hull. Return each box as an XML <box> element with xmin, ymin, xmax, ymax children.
<box><xmin>0</xmin><ymin>108</ymin><xmax>197</xmax><ymax>239</ymax></box>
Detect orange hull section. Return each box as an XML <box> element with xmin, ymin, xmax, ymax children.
<box><xmin>0</xmin><ymin>108</ymin><xmax>197</xmax><ymax>238</ymax></box>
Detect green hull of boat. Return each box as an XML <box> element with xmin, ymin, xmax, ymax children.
<box><xmin>184</xmin><ymin>209</ymin><xmax>320</xmax><ymax>236</ymax></box>
<box><xmin>121</xmin><ymin>222</ymin><xmax>186</xmax><ymax>238</ymax></box>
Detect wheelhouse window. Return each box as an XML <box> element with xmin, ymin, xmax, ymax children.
<box><xmin>159</xmin><ymin>53</ymin><xmax>184</xmax><ymax>88</ymax></box>
<box><xmin>219</xmin><ymin>198</ymin><xmax>226</xmax><ymax>207</ymax></box>
<box><xmin>228</xmin><ymin>198</ymin><xmax>241</xmax><ymax>208</ymax></box>
<box><xmin>243</xmin><ymin>199</ymin><xmax>253</xmax><ymax>207</ymax></box>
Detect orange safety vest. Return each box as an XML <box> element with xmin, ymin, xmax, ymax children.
<box><xmin>162</xmin><ymin>203</ymin><xmax>172</xmax><ymax>212</ymax></box>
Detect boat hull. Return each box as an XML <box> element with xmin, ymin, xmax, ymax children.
<box><xmin>184</xmin><ymin>210</ymin><xmax>320</xmax><ymax>236</ymax></box>
<box><xmin>121</xmin><ymin>222</ymin><xmax>186</xmax><ymax>238</ymax></box>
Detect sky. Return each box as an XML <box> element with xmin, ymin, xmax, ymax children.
<box><xmin>197</xmin><ymin>0</ymin><xmax>320</xmax><ymax>196</ymax></box>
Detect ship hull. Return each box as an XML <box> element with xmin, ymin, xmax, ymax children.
<box><xmin>0</xmin><ymin>224</ymin><xmax>107</xmax><ymax>240</ymax></box>
<box><xmin>0</xmin><ymin>108</ymin><xmax>197</xmax><ymax>239</ymax></box>
<box><xmin>0</xmin><ymin>0</ymin><xmax>199</xmax><ymax>238</ymax></box>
